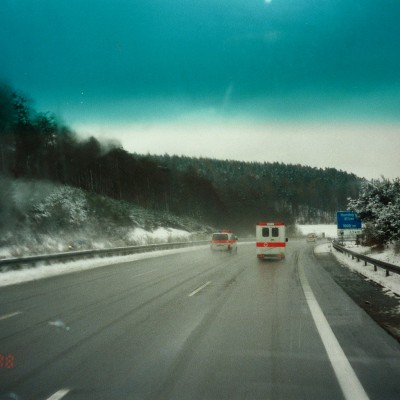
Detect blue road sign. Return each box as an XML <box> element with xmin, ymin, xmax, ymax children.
<box><xmin>337</xmin><ymin>211</ymin><xmax>362</xmax><ymax>229</ymax></box>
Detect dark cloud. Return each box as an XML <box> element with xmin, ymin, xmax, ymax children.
<box><xmin>1</xmin><ymin>0</ymin><xmax>400</xmax><ymax>121</ymax></box>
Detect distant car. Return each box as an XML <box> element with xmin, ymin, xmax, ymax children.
<box><xmin>306</xmin><ymin>233</ymin><xmax>316</xmax><ymax>242</ymax></box>
<box><xmin>210</xmin><ymin>230</ymin><xmax>238</xmax><ymax>253</ymax></box>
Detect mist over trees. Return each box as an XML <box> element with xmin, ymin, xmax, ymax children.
<box><xmin>0</xmin><ymin>83</ymin><xmax>363</xmax><ymax>233</ymax></box>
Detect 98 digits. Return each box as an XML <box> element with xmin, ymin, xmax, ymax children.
<box><xmin>0</xmin><ymin>354</ymin><xmax>15</xmax><ymax>369</ymax></box>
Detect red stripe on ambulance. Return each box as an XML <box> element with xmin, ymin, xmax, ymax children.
<box><xmin>256</xmin><ymin>242</ymin><xmax>286</xmax><ymax>248</ymax></box>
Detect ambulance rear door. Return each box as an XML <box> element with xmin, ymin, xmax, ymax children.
<box><xmin>256</xmin><ymin>222</ymin><xmax>287</xmax><ymax>259</ymax></box>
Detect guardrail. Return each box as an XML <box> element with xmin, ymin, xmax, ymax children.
<box><xmin>332</xmin><ymin>240</ymin><xmax>400</xmax><ymax>277</ymax></box>
<box><xmin>0</xmin><ymin>240</ymin><xmax>210</xmax><ymax>272</ymax></box>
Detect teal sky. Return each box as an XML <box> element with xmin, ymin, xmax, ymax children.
<box><xmin>1</xmin><ymin>0</ymin><xmax>400</xmax><ymax>178</ymax></box>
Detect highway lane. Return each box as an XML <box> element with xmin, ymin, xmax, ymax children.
<box><xmin>1</xmin><ymin>240</ymin><xmax>400</xmax><ymax>399</ymax></box>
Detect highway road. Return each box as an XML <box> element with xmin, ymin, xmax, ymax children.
<box><xmin>1</xmin><ymin>240</ymin><xmax>400</xmax><ymax>399</ymax></box>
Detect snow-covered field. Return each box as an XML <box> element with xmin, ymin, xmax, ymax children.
<box><xmin>296</xmin><ymin>224</ymin><xmax>338</xmax><ymax>238</ymax></box>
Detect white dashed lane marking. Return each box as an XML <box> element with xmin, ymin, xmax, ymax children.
<box><xmin>0</xmin><ymin>311</ymin><xmax>23</xmax><ymax>321</ymax></box>
<box><xmin>46</xmin><ymin>389</ymin><xmax>71</xmax><ymax>400</ymax></box>
<box><xmin>188</xmin><ymin>281</ymin><xmax>212</xmax><ymax>297</ymax></box>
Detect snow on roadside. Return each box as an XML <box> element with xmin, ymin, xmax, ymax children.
<box><xmin>0</xmin><ymin>227</ymin><xmax>196</xmax><ymax>259</ymax></box>
<box><xmin>0</xmin><ymin>225</ymin><xmax>203</xmax><ymax>288</ymax></box>
<box><xmin>0</xmin><ymin>245</ymin><xmax>209</xmax><ymax>288</ymax></box>
<box><xmin>346</xmin><ymin>242</ymin><xmax>400</xmax><ymax>267</ymax></box>
<box><xmin>126</xmin><ymin>227</ymin><xmax>192</xmax><ymax>245</ymax></box>
<box><xmin>315</xmin><ymin>242</ymin><xmax>400</xmax><ymax>297</ymax></box>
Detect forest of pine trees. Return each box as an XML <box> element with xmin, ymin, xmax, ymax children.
<box><xmin>0</xmin><ymin>83</ymin><xmax>363</xmax><ymax>233</ymax></box>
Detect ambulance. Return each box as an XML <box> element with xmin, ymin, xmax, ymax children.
<box><xmin>210</xmin><ymin>230</ymin><xmax>238</xmax><ymax>253</ymax></box>
<box><xmin>256</xmin><ymin>222</ymin><xmax>288</xmax><ymax>260</ymax></box>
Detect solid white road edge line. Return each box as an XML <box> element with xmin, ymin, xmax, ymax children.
<box><xmin>0</xmin><ymin>311</ymin><xmax>22</xmax><ymax>321</ymax></box>
<box><xmin>188</xmin><ymin>281</ymin><xmax>212</xmax><ymax>297</ymax></box>
<box><xmin>298</xmin><ymin>264</ymin><xmax>369</xmax><ymax>400</ymax></box>
<box><xmin>46</xmin><ymin>388</ymin><xmax>70</xmax><ymax>400</ymax></box>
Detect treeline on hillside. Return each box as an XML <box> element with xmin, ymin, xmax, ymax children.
<box><xmin>149</xmin><ymin>155</ymin><xmax>362</xmax><ymax>227</ymax></box>
<box><xmin>0</xmin><ymin>83</ymin><xmax>362</xmax><ymax>232</ymax></box>
<box><xmin>0</xmin><ymin>84</ymin><xmax>224</xmax><ymax>225</ymax></box>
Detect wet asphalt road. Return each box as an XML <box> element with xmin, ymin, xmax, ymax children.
<box><xmin>1</xmin><ymin>240</ymin><xmax>400</xmax><ymax>399</ymax></box>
